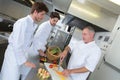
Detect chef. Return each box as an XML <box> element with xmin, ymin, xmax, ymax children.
<box><xmin>60</xmin><ymin>26</ymin><xmax>101</xmax><ymax>80</ymax></box>
<box><xmin>27</xmin><ymin>12</ymin><xmax>60</xmax><ymax>63</ymax></box>
<box><xmin>0</xmin><ymin>2</ymin><xmax>48</xmax><ymax>80</ymax></box>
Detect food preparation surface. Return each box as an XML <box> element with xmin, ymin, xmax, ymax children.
<box><xmin>44</xmin><ymin>63</ymin><xmax>72</xmax><ymax>80</ymax></box>
<box><xmin>25</xmin><ymin>63</ymin><xmax>52</xmax><ymax>80</ymax></box>
<box><xmin>25</xmin><ymin>63</ymin><xmax>72</xmax><ymax>80</ymax></box>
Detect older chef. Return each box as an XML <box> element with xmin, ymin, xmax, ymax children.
<box><xmin>0</xmin><ymin>2</ymin><xmax>48</xmax><ymax>80</ymax></box>
<box><xmin>28</xmin><ymin>12</ymin><xmax>60</xmax><ymax>57</ymax></box>
<box><xmin>60</xmin><ymin>26</ymin><xmax>101</xmax><ymax>80</ymax></box>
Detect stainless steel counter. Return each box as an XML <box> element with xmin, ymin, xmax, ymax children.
<box><xmin>25</xmin><ymin>63</ymin><xmax>52</xmax><ymax>80</ymax></box>
<box><xmin>25</xmin><ymin>63</ymin><xmax>72</xmax><ymax>80</ymax></box>
<box><xmin>25</xmin><ymin>68</ymin><xmax>39</xmax><ymax>80</ymax></box>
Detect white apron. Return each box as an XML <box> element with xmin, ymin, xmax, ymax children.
<box><xmin>0</xmin><ymin>15</ymin><xmax>38</xmax><ymax>80</ymax></box>
<box><xmin>1</xmin><ymin>45</ymin><xmax>20</xmax><ymax>80</ymax></box>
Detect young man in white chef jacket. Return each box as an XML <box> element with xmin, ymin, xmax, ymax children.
<box><xmin>0</xmin><ymin>2</ymin><xmax>48</xmax><ymax>80</ymax></box>
<box><xmin>60</xmin><ymin>26</ymin><xmax>101</xmax><ymax>80</ymax></box>
<box><xmin>32</xmin><ymin>12</ymin><xmax>60</xmax><ymax>56</ymax></box>
<box><xmin>26</xmin><ymin>12</ymin><xmax>60</xmax><ymax>65</ymax></box>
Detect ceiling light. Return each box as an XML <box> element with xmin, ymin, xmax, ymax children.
<box><xmin>29</xmin><ymin>0</ymin><xmax>35</xmax><ymax>5</ymax></box>
<box><xmin>109</xmin><ymin>0</ymin><xmax>120</xmax><ymax>6</ymax></box>
<box><xmin>77</xmin><ymin>0</ymin><xmax>86</xmax><ymax>3</ymax></box>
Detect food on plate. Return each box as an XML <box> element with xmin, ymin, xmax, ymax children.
<box><xmin>49</xmin><ymin>63</ymin><xmax>57</xmax><ymax>68</ymax></box>
<box><xmin>40</xmin><ymin>57</ymin><xmax>47</xmax><ymax>62</ymax></box>
<box><xmin>53</xmin><ymin>68</ymin><xmax>66</xmax><ymax>80</ymax></box>
<box><xmin>52</xmin><ymin>60</ymin><xmax>57</xmax><ymax>64</ymax></box>
<box><xmin>49</xmin><ymin>64</ymin><xmax>53</xmax><ymax>68</ymax></box>
<box><xmin>49</xmin><ymin>64</ymin><xmax>64</xmax><ymax>75</ymax></box>
<box><xmin>48</xmin><ymin>63</ymin><xmax>67</xmax><ymax>80</ymax></box>
<box><xmin>55</xmin><ymin>70</ymin><xmax>63</xmax><ymax>75</ymax></box>
<box><xmin>37</xmin><ymin>68</ymin><xmax>50</xmax><ymax>79</ymax></box>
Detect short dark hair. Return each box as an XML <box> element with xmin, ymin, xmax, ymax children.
<box><xmin>31</xmin><ymin>2</ymin><xmax>49</xmax><ymax>14</ymax></box>
<box><xmin>50</xmin><ymin>12</ymin><xmax>60</xmax><ymax>20</ymax></box>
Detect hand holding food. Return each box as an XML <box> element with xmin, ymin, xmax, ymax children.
<box><xmin>62</xmin><ymin>69</ymin><xmax>71</xmax><ymax>77</ymax></box>
<box><xmin>38</xmin><ymin>50</ymin><xmax>47</xmax><ymax>57</ymax></box>
<box><xmin>60</xmin><ymin>52</ymin><xmax>66</xmax><ymax>62</ymax></box>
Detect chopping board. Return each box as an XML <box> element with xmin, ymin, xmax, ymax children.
<box><xmin>44</xmin><ymin>63</ymin><xmax>72</xmax><ymax>80</ymax></box>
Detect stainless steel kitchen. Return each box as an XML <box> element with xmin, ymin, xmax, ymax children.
<box><xmin>0</xmin><ymin>0</ymin><xmax>120</xmax><ymax>80</ymax></box>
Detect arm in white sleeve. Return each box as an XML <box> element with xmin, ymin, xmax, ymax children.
<box><xmin>85</xmin><ymin>49</ymin><xmax>101</xmax><ymax>72</ymax></box>
<box><xmin>12</xmin><ymin>21</ymin><xmax>27</xmax><ymax>65</ymax></box>
<box><xmin>28</xmin><ymin>23</ymin><xmax>49</xmax><ymax>55</ymax></box>
<box><xmin>27</xmin><ymin>41</ymin><xmax>46</xmax><ymax>56</ymax></box>
<box><xmin>68</xmin><ymin>38</ymin><xmax>77</xmax><ymax>53</ymax></box>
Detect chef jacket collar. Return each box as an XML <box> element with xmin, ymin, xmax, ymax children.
<box><xmin>48</xmin><ymin>20</ymin><xmax>54</xmax><ymax>28</ymax></box>
<box><xmin>28</xmin><ymin>15</ymin><xmax>34</xmax><ymax>23</ymax></box>
<box><xmin>28</xmin><ymin>15</ymin><xmax>38</xmax><ymax>27</ymax></box>
<box><xmin>83</xmin><ymin>40</ymin><xmax>95</xmax><ymax>45</ymax></box>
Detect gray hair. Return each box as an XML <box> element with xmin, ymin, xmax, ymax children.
<box><xmin>83</xmin><ymin>26</ymin><xmax>95</xmax><ymax>34</ymax></box>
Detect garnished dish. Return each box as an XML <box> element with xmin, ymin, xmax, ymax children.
<box><xmin>37</xmin><ymin>68</ymin><xmax>50</xmax><ymax>80</ymax></box>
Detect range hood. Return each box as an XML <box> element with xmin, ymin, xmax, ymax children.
<box><xmin>43</xmin><ymin>0</ymin><xmax>118</xmax><ymax>32</ymax></box>
<box><xmin>63</xmin><ymin>14</ymin><xmax>108</xmax><ymax>32</ymax></box>
<box><xmin>42</xmin><ymin>0</ymin><xmax>118</xmax><ymax>32</ymax></box>
<box><xmin>67</xmin><ymin>0</ymin><xmax>118</xmax><ymax>31</ymax></box>
<box><xmin>13</xmin><ymin>0</ymin><xmax>72</xmax><ymax>14</ymax></box>
<box><xmin>52</xmin><ymin>0</ymin><xmax>71</xmax><ymax>13</ymax></box>
<box><xmin>0</xmin><ymin>0</ymin><xmax>118</xmax><ymax>32</ymax></box>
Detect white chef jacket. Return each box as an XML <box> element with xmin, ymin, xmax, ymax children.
<box><xmin>1</xmin><ymin>15</ymin><xmax>38</xmax><ymax>80</ymax></box>
<box><xmin>28</xmin><ymin>20</ymin><xmax>53</xmax><ymax>56</ymax></box>
<box><xmin>68</xmin><ymin>40</ymin><xmax>101</xmax><ymax>80</ymax></box>
<box><xmin>20</xmin><ymin>20</ymin><xmax>53</xmax><ymax>80</ymax></box>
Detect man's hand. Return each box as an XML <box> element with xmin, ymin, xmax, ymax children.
<box><xmin>24</xmin><ymin>61</ymin><xmax>36</xmax><ymax>68</ymax></box>
<box><xmin>62</xmin><ymin>69</ymin><xmax>71</xmax><ymax>77</ymax></box>
<box><xmin>60</xmin><ymin>46</ymin><xmax>70</xmax><ymax>62</ymax></box>
<box><xmin>38</xmin><ymin>50</ymin><xmax>46</xmax><ymax>57</ymax></box>
<box><xmin>39</xmin><ymin>52</ymin><xmax>46</xmax><ymax>57</ymax></box>
<box><xmin>60</xmin><ymin>52</ymin><xmax>66</xmax><ymax>62</ymax></box>
<box><xmin>62</xmin><ymin>67</ymin><xmax>89</xmax><ymax>75</ymax></box>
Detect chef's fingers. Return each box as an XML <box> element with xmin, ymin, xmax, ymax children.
<box><xmin>60</xmin><ymin>56</ymin><xmax>63</xmax><ymax>62</ymax></box>
<box><xmin>43</xmin><ymin>53</ymin><xmax>46</xmax><ymax>57</ymax></box>
<box><xmin>60</xmin><ymin>54</ymin><xmax>65</xmax><ymax>62</ymax></box>
<box><xmin>24</xmin><ymin>61</ymin><xmax>36</xmax><ymax>68</ymax></box>
<box><xmin>62</xmin><ymin>70</ymin><xmax>69</xmax><ymax>77</ymax></box>
<box><xmin>30</xmin><ymin>63</ymin><xmax>36</xmax><ymax>68</ymax></box>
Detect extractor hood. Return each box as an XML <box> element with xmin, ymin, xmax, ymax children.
<box><xmin>67</xmin><ymin>0</ymin><xmax>118</xmax><ymax>31</ymax></box>
<box><xmin>14</xmin><ymin>0</ymin><xmax>35</xmax><ymax>7</ymax></box>
<box><xmin>63</xmin><ymin>14</ymin><xmax>108</xmax><ymax>32</ymax></box>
